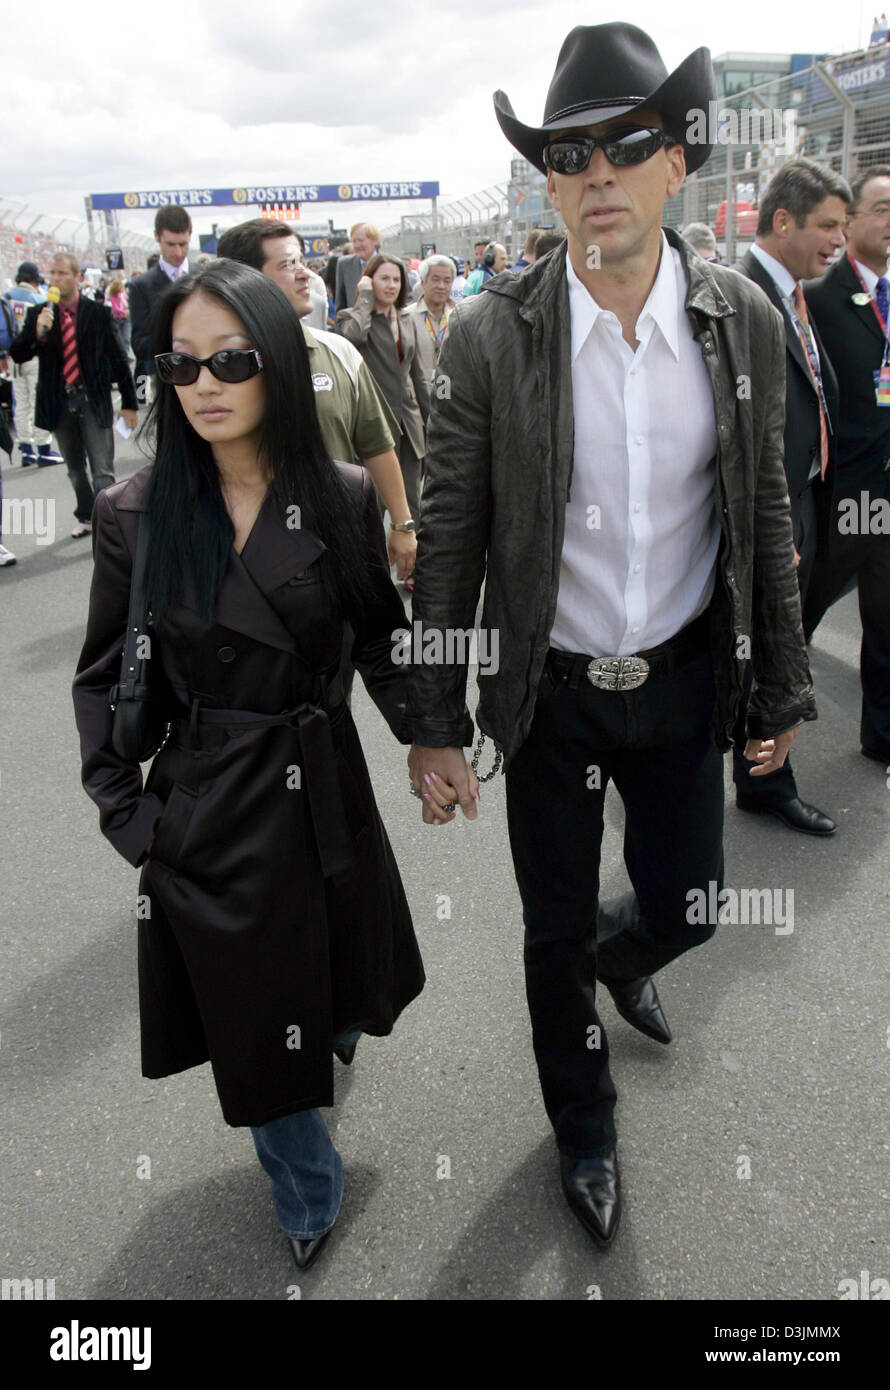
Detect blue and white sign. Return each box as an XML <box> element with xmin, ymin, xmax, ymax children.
<box><xmin>89</xmin><ymin>182</ymin><xmax>440</xmax><ymax>211</ymax></box>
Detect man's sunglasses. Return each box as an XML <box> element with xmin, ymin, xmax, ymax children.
<box><xmin>543</xmin><ymin>126</ymin><xmax>672</xmax><ymax>175</ymax></box>
<box><xmin>154</xmin><ymin>348</ymin><xmax>264</xmax><ymax>385</ymax></box>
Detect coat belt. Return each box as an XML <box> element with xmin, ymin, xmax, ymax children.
<box><xmin>171</xmin><ymin>694</ymin><xmax>357</xmax><ymax>885</ymax></box>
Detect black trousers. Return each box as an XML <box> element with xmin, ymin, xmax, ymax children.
<box><xmin>731</xmin><ymin>481</ymin><xmax>816</xmax><ymax>803</ymax></box>
<box><xmin>803</xmin><ymin>515</ymin><xmax>890</xmax><ymax>758</ymax></box>
<box><xmin>505</xmin><ymin>637</ymin><xmax>724</xmax><ymax>1158</ymax></box>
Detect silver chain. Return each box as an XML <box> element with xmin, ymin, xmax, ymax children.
<box><xmin>470</xmin><ymin>731</ymin><xmax>503</xmax><ymax>782</ymax></box>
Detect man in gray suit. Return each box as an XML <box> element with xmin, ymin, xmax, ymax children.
<box><xmin>334</xmin><ymin>222</ymin><xmax>381</xmax><ymax>311</ymax></box>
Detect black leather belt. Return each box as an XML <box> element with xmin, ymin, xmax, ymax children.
<box><xmin>547</xmin><ymin>610</ymin><xmax>710</xmax><ymax>691</ymax></box>
<box><xmin>63</xmin><ymin>382</ymin><xmax>83</xmax><ymax>397</ymax></box>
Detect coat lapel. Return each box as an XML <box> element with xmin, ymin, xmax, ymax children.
<box><xmin>211</xmin><ymin>490</ymin><xmax>327</xmax><ymax>653</ymax></box>
<box><xmin>741</xmin><ymin>251</ymin><xmax>815</xmax><ymax>394</ymax></box>
<box><xmin>838</xmin><ymin>251</ymin><xmax>885</xmax><ymax>349</ymax></box>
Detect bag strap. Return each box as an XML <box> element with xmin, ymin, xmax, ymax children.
<box><xmin>111</xmin><ymin>513</ymin><xmax>152</xmax><ymax>704</ymax></box>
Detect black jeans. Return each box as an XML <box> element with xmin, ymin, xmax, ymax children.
<box><xmin>505</xmin><ymin>640</ymin><xmax>724</xmax><ymax>1157</ymax></box>
<box><xmin>53</xmin><ymin>391</ymin><xmax>115</xmax><ymax>522</ymax></box>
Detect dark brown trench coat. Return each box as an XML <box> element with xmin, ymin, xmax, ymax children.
<box><xmin>72</xmin><ymin>462</ymin><xmax>424</xmax><ymax>1127</ymax></box>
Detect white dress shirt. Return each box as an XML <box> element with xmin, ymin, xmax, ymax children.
<box><xmin>159</xmin><ymin>257</ymin><xmax>189</xmax><ymax>282</ymax></box>
<box><xmin>549</xmin><ymin>234</ymin><xmax>719</xmax><ymax>657</ymax></box>
<box><xmin>851</xmin><ymin>256</ymin><xmax>879</xmax><ymax>294</ymax></box>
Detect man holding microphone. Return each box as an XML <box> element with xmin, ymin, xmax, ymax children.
<box><xmin>11</xmin><ymin>251</ymin><xmax>138</xmax><ymax>537</ymax></box>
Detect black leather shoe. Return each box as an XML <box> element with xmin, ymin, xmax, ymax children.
<box><xmin>601</xmin><ymin>975</ymin><xmax>672</xmax><ymax>1044</ymax></box>
<box><xmin>560</xmin><ymin>1148</ymin><xmax>621</xmax><ymax>1247</ymax></box>
<box><xmin>288</xmin><ymin>1229</ymin><xmax>331</xmax><ymax>1271</ymax></box>
<box><xmin>736</xmin><ymin>793</ymin><xmax>836</xmax><ymax>836</ymax></box>
<box><xmin>862</xmin><ymin>746</ymin><xmax>890</xmax><ymax>766</ymax></box>
<box><xmin>334</xmin><ymin>1040</ymin><xmax>357</xmax><ymax>1066</ymax></box>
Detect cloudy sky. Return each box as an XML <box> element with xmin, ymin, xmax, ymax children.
<box><xmin>6</xmin><ymin>1</ymin><xmax>869</xmax><ymax>241</ymax></box>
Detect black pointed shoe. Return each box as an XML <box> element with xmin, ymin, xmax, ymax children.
<box><xmin>601</xmin><ymin>975</ymin><xmax>672</xmax><ymax>1044</ymax></box>
<box><xmin>736</xmin><ymin>793</ymin><xmax>836</xmax><ymax>836</ymax></box>
<box><xmin>560</xmin><ymin>1148</ymin><xmax>621</xmax><ymax>1246</ymax></box>
<box><xmin>334</xmin><ymin>1040</ymin><xmax>358</xmax><ymax>1066</ymax></box>
<box><xmin>288</xmin><ymin>1229</ymin><xmax>331</xmax><ymax>1271</ymax></box>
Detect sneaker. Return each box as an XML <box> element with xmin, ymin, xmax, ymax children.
<box><xmin>37</xmin><ymin>444</ymin><xmax>64</xmax><ymax>465</ymax></box>
<box><xmin>71</xmin><ymin>521</ymin><xmax>91</xmax><ymax>539</ymax></box>
<box><xmin>19</xmin><ymin>444</ymin><xmax>35</xmax><ymax>467</ymax></box>
<box><xmin>0</xmin><ymin>544</ymin><xmax>17</xmax><ymax>566</ymax></box>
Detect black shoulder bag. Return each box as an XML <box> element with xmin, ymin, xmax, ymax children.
<box><xmin>110</xmin><ymin>513</ymin><xmax>170</xmax><ymax>762</ymax></box>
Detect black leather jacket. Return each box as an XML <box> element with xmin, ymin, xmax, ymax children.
<box><xmin>407</xmin><ymin>230</ymin><xmax>816</xmax><ymax>764</ymax></box>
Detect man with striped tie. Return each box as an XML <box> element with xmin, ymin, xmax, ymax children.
<box><xmin>733</xmin><ymin>157</ymin><xmax>850</xmax><ymax>835</ymax></box>
<box><xmin>11</xmin><ymin>252</ymin><xmax>138</xmax><ymax>538</ymax></box>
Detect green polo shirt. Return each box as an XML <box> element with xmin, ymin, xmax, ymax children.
<box><xmin>301</xmin><ymin>322</ymin><xmax>400</xmax><ymax>463</ymax></box>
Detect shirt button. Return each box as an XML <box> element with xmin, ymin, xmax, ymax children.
<box><xmin>633</xmin><ymin>564</ymin><xmax>641</xmax><ymax>573</ymax></box>
<box><xmin>635</xmin><ymin>434</ymin><xmax>644</xmax><ymax>445</ymax></box>
<box><xmin>632</xmin><ymin>626</ymin><xmax>640</xmax><ymax>634</ymax></box>
<box><xmin>633</xmin><ymin>503</ymin><xmax>641</xmax><ymax>513</ymax></box>
<box><xmin>216</xmin><ymin>646</ymin><xmax>236</xmax><ymax>663</ymax></box>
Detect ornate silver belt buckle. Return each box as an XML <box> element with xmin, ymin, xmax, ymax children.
<box><xmin>586</xmin><ymin>655</ymin><xmax>650</xmax><ymax>691</ymax></box>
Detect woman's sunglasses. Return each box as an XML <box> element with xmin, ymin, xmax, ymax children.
<box><xmin>543</xmin><ymin>126</ymin><xmax>671</xmax><ymax>175</ymax></box>
<box><xmin>154</xmin><ymin>348</ymin><xmax>264</xmax><ymax>385</ymax></box>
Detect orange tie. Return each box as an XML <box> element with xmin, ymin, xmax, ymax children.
<box><xmin>792</xmin><ymin>284</ymin><xmax>829</xmax><ymax>479</ymax></box>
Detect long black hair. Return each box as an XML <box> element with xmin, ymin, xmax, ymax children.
<box><xmin>142</xmin><ymin>259</ymin><xmax>373</xmax><ymax>628</ymax></box>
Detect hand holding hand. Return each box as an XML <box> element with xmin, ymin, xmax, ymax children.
<box><xmin>408</xmin><ymin>744</ymin><xmax>479</xmax><ymax>824</ymax></box>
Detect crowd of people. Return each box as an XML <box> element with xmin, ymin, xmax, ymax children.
<box><xmin>5</xmin><ymin>19</ymin><xmax>888</xmax><ymax>1280</ymax></box>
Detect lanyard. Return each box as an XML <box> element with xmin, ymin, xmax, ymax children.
<box><xmin>779</xmin><ymin>285</ymin><xmax>832</xmax><ymax>425</ymax></box>
<box><xmin>422</xmin><ymin>307</ymin><xmax>449</xmax><ymax>350</ymax></box>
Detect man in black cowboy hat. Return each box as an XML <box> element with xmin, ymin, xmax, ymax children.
<box><xmin>406</xmin><ymin>23</ymin><xmax>815</xmax><ymax>1247</ymax></box>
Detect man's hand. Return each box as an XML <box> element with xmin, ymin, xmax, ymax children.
<box><xmin>744</xmin><ymin>726</ymin><xmax>800</xmax><ymax>776</ymax></box>
<box><xmin>36</xmin><ymin>305</ymin><xmax>54</xmax><ymax>340</ymax></box>
<box><xmin>388</xmin><ymin>528</ymin><xmax>417</xmax><ymax>579</ymax></box>
<box><xmin>408</xmin><ymin>744</ymin><xmax>479</xmax><ymax>824</ymax></box>
<box><xmin>121</xmin><ymin>408</ymin><xmax>139</xmax><ymax>431</ymax></box>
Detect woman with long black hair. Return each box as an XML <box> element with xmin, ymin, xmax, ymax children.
<box><xmin>72</xmin><ymin>261</ymin><xmax>454</xmax><ymax>1272</ymax></box>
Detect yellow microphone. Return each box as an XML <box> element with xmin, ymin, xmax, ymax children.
<box><xmin>45</xmin><ymin>285</ymin><xmax>60</xmax><ymax>321</ymax></box>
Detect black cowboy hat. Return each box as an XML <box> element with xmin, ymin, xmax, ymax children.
<box><xmin>494</xmin><ymin>22</ymin><xmax>716</xmax><ymax>176</ymax></box>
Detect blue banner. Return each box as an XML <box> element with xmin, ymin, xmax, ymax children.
<box><xmin>89</xmin><ymin>182</ymin><xmax>439</xmax><ymax>211</ymax></box>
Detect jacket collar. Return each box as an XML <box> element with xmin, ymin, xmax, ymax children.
<box><xmin>483</xmin><ymin>226</ymin><xmax>737</xmax><ymax>326</ymax></box>
<box><xmin>113</xmin><ymin>465</ymin><xmax>326</xmax><ymax>654</ymax></box>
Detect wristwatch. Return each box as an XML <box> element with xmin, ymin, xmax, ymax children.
<box><xmin>390</xmin><ymin>519</ymin><xmax>416</xmax><ymax>533</ymax></box>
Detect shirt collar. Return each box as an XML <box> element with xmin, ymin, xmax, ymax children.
<box><xmin>565</xmin><ymin>231</ymin><xmax>680</xmax><ymax>362</ymax></box>
<box><xmin>852</xmin><ymin>256</ymin><xmax>880</xmax><ymax>292</ymax></box>
<box><xmin>750</xmin><ymin>243</ymin><xmax>800</xmax><ymax>301</ymax></box>
<box><xmin>159</xmin><ymin>257</ymin><xmax>188</xmax><ymax>281</ymax></box>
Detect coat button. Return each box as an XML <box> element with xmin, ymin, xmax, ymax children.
<box><xmin>217</xmin><ymin>646</ymin><xmax>236</xmax><ymax>663</ymax></box>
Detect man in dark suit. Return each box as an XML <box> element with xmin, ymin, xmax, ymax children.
<box><xmin>10</xmin><ymin>251</ymin><xmax>137</xmax><ymax>537</ymax></box>
<box><xmin>129</xmin><ymin>205</ymin><xmax>192</xmax><ymax>400</ymax></box>
<box><xmin>732</xmin><ymin>157</ymin><xmax>850</xmax><ymax>834</ymax></box>
<box><xmin>805</xmin><ymin>165</ymin><xmax>890</xmax><ymax>765</ymax></box>
<box><xmin>334</xmin><ymin>221</ymin><xmax>380</xmax><ymax>312</ymax></box>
